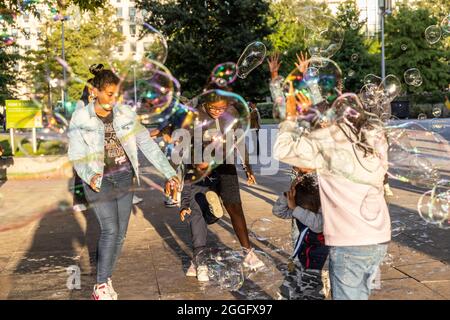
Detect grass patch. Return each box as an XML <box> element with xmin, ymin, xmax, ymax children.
<box><xmin>0</xmin><ymin>134</ymin><xmax>67</xmax><ymax>157</ymax></box>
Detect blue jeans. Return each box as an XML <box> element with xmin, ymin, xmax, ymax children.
<box><xmin>83</xmin><ymin>169</ymin><xmax>134</xmax><ymax>284</ymax></box>
<box><xmin>329</xmin><ymin>244</ymin><xmax>388</xmax><ymax>300</ymax></box>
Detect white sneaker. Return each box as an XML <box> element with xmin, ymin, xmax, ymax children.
<box><xmin>243</xmin><ymin>248</ymin><xmax>265</xmax><ymax>271</ymax></box>
<box><xmin>107</xmin><ymin>278</ymin><xmax>118</xmax><ymax>300</ymax></box>
<box><xmin>384</xmin><ymin>184</ymin><xmax>394</xmax><ymax>197</ymax></box>
<box><xmin>164</xmin><ymin>197</ymin><xmax>178</xmax><ymax>208</ymax></box>
<box><xmin>132</xmin><ymin>195</ymin><xmax>143</xmax><ymax>204</ymax></box>
<box><xmin>186</xmin><ymin>261</ymin><xmax>197</xmax><ymax>277</ymax></box>
<box><xmin>92</xmin><ymin>283</ymin><xmax>113</xmax><ymax>300</ymax></box>
<box><xmin>196</xmin><ymin>265</ymin><xmax>209</xmax><ymax>282</ymax></box>
<box><xmin>73</xmin><ymin>204</ymin><xmax>87</xmax><ymax>212</ymax></box>
<box><xmin>205</xmin><ymin>191</ymin><xmax>223</xmax><ymax>218</ymax></box>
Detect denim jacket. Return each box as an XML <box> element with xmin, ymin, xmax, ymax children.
<box><xmin>68</xmin><ymin>102</ymin><xmax>176</xmax><ymax>187</ymax></box>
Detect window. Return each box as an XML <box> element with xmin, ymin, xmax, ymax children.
<box><xmin>24</xmin><ymin>28</ymin><xmax>30</xmax><ymax>40</ymax></box>
<box><xmin>23</xmin><ymin>14</ymin><xmax>29</xmax><ymax>22</ymax></box>
<box><xmin>129</xmin><ymin>7</ymin><xmax>136</xmax><ymax>22</ymax></box>
<box><xmin>117</xmin><ymin>45</ymin><xmax>124</xmax><ymax>53</ymax></box>
<box><xmin>117</xmin><ymin>25</ymin><xmax>123</xmax><ymax>34</ymax></box>
<box><xmin>116</xmin><ymin>8</ymin><xmax>122</xmax><ymax>17</ymax></box>
<box><xmin>130</xmin><ymin>42</ymin><xmax>136</xmax><ymax>53</ymax></box>
<box><xmin>129</xmin><ymin>24</ymin><xmax>136</xmax><ymax>37</ymax></box>
<box><xmin>11</xmin><ymin>28</ymin><xmax>18</xmax><ymax>37</ymax></box>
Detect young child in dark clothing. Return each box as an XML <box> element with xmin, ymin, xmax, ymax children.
<box><xmin>273</xmin><ymin>171</ymin><xmax>330</xmax><ymax>300</ymax></box>
<box><xmin>179</xmin><ymin>165</ymin><xmax>224</xmax><ymax>282</ymax></box>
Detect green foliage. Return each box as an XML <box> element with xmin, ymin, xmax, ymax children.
<box><xmin>384</xmin><ymin>5</ymin><xmax>450</xmax><ymax>95</ymax></box>
<box><xmin>255</xmin><ymin>102</ymin><xmax>273</xmax><ymax>119</ymax></box>
<box><xmin>136</xmin><ymin>0</ymin><xmax>273</xmax><ymax>101</ymax></box>
<box><xmin>332</xmin><ymin>0</ymin><xmax>379</xmax><ymax>93</ymax></box>
<box><xmin>25</xmin><ymin>6</ymin><xmax>125</xmax><ymax>110</ymax></box>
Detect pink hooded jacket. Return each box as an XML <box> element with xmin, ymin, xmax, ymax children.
<box><xmin>274</xmin><ymin>120</ymin><xmax>391</xmax><ymax>246</ymax></box>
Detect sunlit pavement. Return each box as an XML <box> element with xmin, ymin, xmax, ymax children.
<box><xmin>0</xmin><ymin>123</ymin><xmax>449</xmax><ymax>300</ymax></box>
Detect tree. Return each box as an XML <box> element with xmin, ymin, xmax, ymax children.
<box><xmin>332</xmin><ymin>0</ymin><xmax>379</xmax><ymax>93</ymax></box>
<box><xmin>136</xmin><ymin>0</ymin><xmax>273</xmax><ymax>101</ymax></box>
<box><xmin>0</xmin><ymin>9</ymin><xmax>22</xmax><ymax>105</ymax></box>
<box><xmin>25</xmin><ymin>5</ymin><xmax>125</xmax><ymax>111</ymax></box>
<box><xmin>384</xmin><ymin>5</ymin><xmax>450</xmax><ymax>97</ymax></box>
<box><xmin>267</xmin><ymin>0</ymin><xmax>329</xmax><ymax>77</ymax></box>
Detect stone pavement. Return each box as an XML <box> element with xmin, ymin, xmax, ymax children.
<box><xmin>0</xmin><ymin>161</ymin><xmax>449</xmax><ymax>300</ymax></box>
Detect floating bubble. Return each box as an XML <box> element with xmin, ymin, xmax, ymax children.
<box><xmin>121</xmin><ymin>60</ymin><xmax>180</xmax><ymax>126</ymax></box>
<box><xmin>418</xmin><ymin>113</ymin><xmax>427</xmax><ymax>120</ymax></box>
<box><xmin>350</xmin><ymin>21</ymin><xmax>359</xmax><ymax>30</ymax></box>
<box><xmin>284</xmin><ymin>57</ymin><xmax>342</xmax><ymax>119</ymax></box>
<box><xmin>363</xmin><ymin>74</ymin><xmax>382</xmax><ymax>86</ymax></box>
<box><xmin>432</xmin><ymin>107</ymin><xmax>441</xmax><ymax>118</ymax></box>
<box><xmin>305</xmin><ymin>15</ymin><xmax>344</xmax><ymax>59</ymax></box>
<box><xmin>425</xmin><ymin>25</ymin><xmax>442</xmax><ymax>44</ymax></box>
<box><xmin>417</xmin><ymin>180</ymin><xmax>450</xmax><ymax>227</ymax></box>
<box><xmin>210</xmin><ymin>62</ymin><xmax>238</xmax><ymax>87</ymax></box>
<box><xmin>380</xmin><ymin>75</ymin><xmax>402</xmax><ymax>104</ymax></box>
<box><xmin>350</xmin><ymin>53</ymin><xmax>359</xmax><ymax>62</ymax></box>
<box><xmin>139</xmin><ymin>23</ymin><xmax>168</xmax><ymax>64</ymax></box>
<box><xmin>348</xmin><ymin>69</ymin><xmax>355</xmax><ymax>77</ymax></box>
<box><xmin>404</xmin><ymin>68</ymin><xmax>422</xmax><ymax>87</ymax></box>
<box><xmin>181</xmin><ymin>89</ymin><xmax>250</xmax><ymax>185</ymax></box>
<box><xmin>401</xmin><ymin>44</ymin><xmax>408</xmax><ymax>51</ymax></box>
<box><xmin>236</xmin><ymin>41</ymin><xmax>266</xmax><ymax>79</ymax></box>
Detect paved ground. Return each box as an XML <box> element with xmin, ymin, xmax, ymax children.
<box><xmin>0</xmin><ymin>122</ymin><xmax>449</xmax><ymax>300</ymax></box>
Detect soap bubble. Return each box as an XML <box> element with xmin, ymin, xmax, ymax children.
<box><xmin>348</xmin><ymin>69</ymin><xmax>355</xmax><ymax>77</ymax></box>
<box><xmin>305</xmin><ymin>15</ymin><xmax>344</xmax><ymax>59</ymax></box>
<box><xmin>417</xmin><ymin>180</ymin><xmax>450</xmax><ymax>227</ymax></box>
<box><xmin>432</xmin><ymin>107</ymin><xmax>441</xmax><ymax>118</ymax></box>
<box><xmin>418</xmin><ymin>113</ymin><xmax>427</xmax><ymax>120</ymax></box>
<box><xmin>270</xmin><ymin>76</ymin><xmax>286</xmax><ymax>120</ymax></box>
<box><xmin>441</xmin><ymin>14</ymin><xmax>449</xmax><ymax>34</ymax></box>
<box><xmin>250</xmin><ymin>218</ymin><xmax>274</xmax><ymax>241</ymax></box>
<box><xmin>350</xmin><ymin>21</ymin><xmax>359</xmax><ymax>30</ymax></box>
<box><xmin>140</xmin><ymin>23</ymin><xmax>168</xmax><ymax>64</ymax></box>
<box><xmin>210</xmin><ymin>62</ymin><xmax>238</xmax><ymax>87</ymax></box>
<box><xmin>425</xmin><ymin>25</ymin><xmax>442</xmax><ymax>44</ymax></box>
<box><xmin>401</xmin><ymin>44</ymin><xmax>408</xmax><ymax>51</ymax></box>
<box><xmin>236</xmin><ymin>41</ymin><xmax>266</xmax><ymax>79</ymax></box>
<box><xmin>404</xmin><ymin>68</ymin><xmax>422</xmax><ymax>87</ymax></box>
<box><xmin>351</xmin><ymin>53</ymin><xmax>359</xmax><ymax>62</ymax></box>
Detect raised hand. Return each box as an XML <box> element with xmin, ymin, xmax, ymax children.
<box><xmin>295</xmin><ymin>51</ymin><xmax>309</xmax><ymax>74</ymax></box>
<box><xmin>267</xmin><ymin>52</ymin><xmax>282</xmax><ymax>80</ymax></box>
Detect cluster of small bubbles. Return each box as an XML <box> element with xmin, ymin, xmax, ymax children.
<box><xmin>359</xmin><ymin>74</ymin><xmax>402</xmax><ymax>113</ymax></box>
<box><xmin>350</xmin><ymin>53</ymin><xmax>359</xmax><ymax>62</ymax></box>
<box><xmin>424</xmin><ymin>25</ymin><xmax>442</xmax><ymax>44</ymax></box>
<box><xmin>401</xmin><ymin>44</ymin><xmax>408</xmax><ymax>51</ymax></box>
<box><xmin>210</xmin><ymin>62</ymin><xmax>237</xmax><ymax>87</ymax></box>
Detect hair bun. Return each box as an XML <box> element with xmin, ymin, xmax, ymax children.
<box><xmin>89</xmin><ymin>64</ymin><xmax>104</xmax><ymax>76</ymax></box>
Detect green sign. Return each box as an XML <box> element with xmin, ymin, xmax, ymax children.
<box><xmin>5</xmin><ymin>100</ymin><xmax>43</xmax><ymax>129</ymax></box>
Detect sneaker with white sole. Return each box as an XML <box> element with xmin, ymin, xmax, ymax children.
<box><xmin>205</xmin><ymin>191</ymin><xmax>223</xmax><ymax>219</ymax></box>
<box><xmin>243</xmin><ymin>248</ymin><xmax>265</xmax><ymax>271</ymax></box>
<box><xmin>73</xmin><ymin>204</ymin><xmax>87</xmax><ymax>212</ymax></box>
<box><xmin>132</xmin><ymin>195</ymin><xmax>143</xmax><ymax>205</ymax></box>
<box><xmin>164</xmin><ymin>197</ymin><xmax>178</xmax><ymax>208</ymax></box>
<box><xmin>107</xmin><ymin>278</ymin><xmax>118</xmax><ymax>300</ymax></box>
<box><xmin>92</xmin><ymin>283</ymin><xmax>114</xmax><ymax>300</ymax></box>
<box><xmin>186</xmin><ymin>261</ymin><xmax>197</xmax><ymax>277</ymax></box>
<box><xmin>196</xmin><ymin>265</ymin><xmax>209</xmax><ymax>282</ymax></box>
<box><xmin>384</xmin><ymin>183</ymin><xmax>394</xmax><ymax>197</ymax></box>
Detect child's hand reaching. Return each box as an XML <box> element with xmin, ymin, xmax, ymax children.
<box><xmin>286</xmin><ymin>184</ymin><xmax>297</xmax><ymax>210</ymax></box>
<box><xmin>267</xmin><ymin>52</ymin><xmax>282</xmax><ymax>80</ymax></box>
<box><xmin>180</xmin><ymin>208</ymin><xmax>191</xmax><ymax>222</ymax></box>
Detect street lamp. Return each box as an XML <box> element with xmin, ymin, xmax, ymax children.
<box><xmin>53</xmin><ymin>13</ymin><xmax>70</xmax><ymax>116</ymax></box>
<box><xmin>379</xmin><ymin>0</ymin><xmax>393</xmax><ymax>80</ymax></box>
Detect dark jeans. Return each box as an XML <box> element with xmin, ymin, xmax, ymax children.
<box><xmin>83</xmin><ymin>169</ymin><xmax>134</xmax><ymax>284</ymax></box>
<box><xmin>183</xmin><ymin>176</ymin><xmax>220</xmax><ymax>261</ymax></box>
<box><xmin>72</xmin><ymin>169</ymin><xmax>87</xmax><ymax>206</ymax></box>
